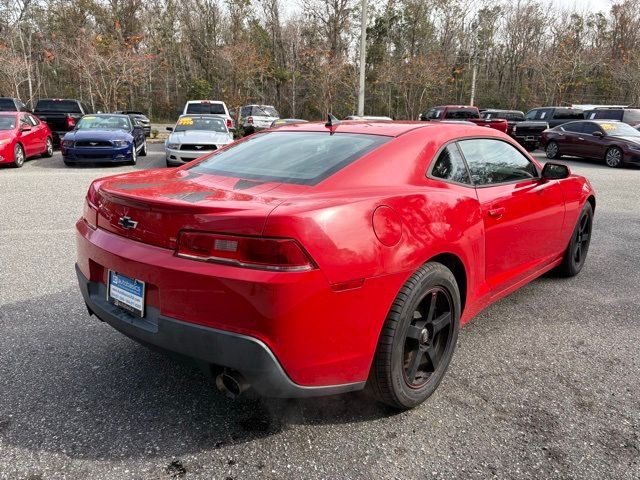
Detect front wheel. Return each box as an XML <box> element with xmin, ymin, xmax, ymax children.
<box><xmin>546</xmin><ymin>141</ymin><xmax>561</xmax><ymax>159</ymax></box>
<box><xmin>12</xmin><ymin>144</ymin><xmax>25</xmax><ymax>168</ymax></box>
<box><xmin>42</xmin><ymin>137</ymin><xmax>54</xmax><ymax>158</ymax></box>
<box><xmin>367</xmin><ymin>262</ymin><xmax>460</xmax><ymax>409</ymax></box>
<box><xmin>605</xmin><ymin>147</ymin><xmax>623</xmax><ymax>168</ymax></box>
<box><xmin>555</xmin><ymin>202</ymin><xmax>593</xmax><ymax>277</ymax></box>
<box><xmin>129</xmin><ymin>145</ymin><xmax>137</xmax><ymax>165</ymax></box>
<box><xmin>139</xmin><ymin>140</ymin><xmax>147</xmax><ymax>157</ymax></box>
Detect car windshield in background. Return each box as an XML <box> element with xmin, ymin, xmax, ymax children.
<box><xmin>35</xmin><ymin>100</ymin><xmax>82</xmax><ymax>113</ymax></box>
<box><xmin>0</xmin><ymin>116</ymin><xmax>16</xmax><ymax>130</ymax></box>
<box><xmin>445</xmin><ymin>109</ymin><xmax>478</xmax><ymax>119</ymax></box>
<box><xmin>255</xmin><ymin>106</ymin><xmax>279</xmax><ymax>117</ymax></box>
<box><xmin>601</xmin><ymin>122</ymin><xmax>640</xmax><ymax>137</ymax></box>
<box><xmin>76</xmin><ymin>115</ymin><xmax>131</xmax><ymax>131</ymax></box>
<box><xmin>0</xmin><ymin>99</ymin><xmax>15</xmax><ymax>110</ymax></box>
<box><xmin>190</xmin><ymin>131</ymin><xmax>390</xmax><ymax>185</ymax></box>
<box><xmin>186</xmin><ymin>103</ymin><xmax>226</xmax><ymax>115</ymax></box>
<box><xmin>175</xmin><ymin>116</ymin><xmax>227</xmax><ymax>132</ymax></box>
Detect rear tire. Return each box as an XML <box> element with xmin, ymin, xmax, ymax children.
<box><xmin>555</xmin><ymin>202</ymin><xmax>593</xmax><ymax>277</ymax></box>
<box><xmin>605</xmin><ymin>146</ymin><xmax>623</xmax><ymax>168</ymax></box>
<box><xmin>545</xmin><ymin>141</ymin><xmax>561</xmax><ymax>159</ymax></box>
<box><xmin>12</xmin><ymin>144</ymin><xmax>25</xmax><ymax>168</ymax></box>
<box><xmin>42</xmin><ymin>137</ymin><xmax>54</xmax><ymax>158</ymax></box>
<box><xmin>367</xmin><ymin>262</ymin><xmax>460</xmax><ymax>409</ymax></box>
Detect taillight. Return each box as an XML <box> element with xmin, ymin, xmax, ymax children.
<box><xmin>176</xmin><ymin>232</ymin><xmax>315</xmax><ymax>272</ymax></box>
<box><xmin>247</xmin><ymin>116</ymin><xmax>254</xmax><ymax>124</ymax></box>
<box><xmin>67</xmin><ymin>116</ymin><xmax>76</xmax><ymax>128</ymax></box>
<box><xmin>226</xmin><ymin>118</ymin><xmax>233</xmax><ymax>128</ymax></box>
<box><xmin>83</xmin><ymin>183</ymin><xmax>99</xmax><ymax>229</ymax></box>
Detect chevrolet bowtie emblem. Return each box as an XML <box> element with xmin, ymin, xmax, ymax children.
<box><xmin>118</xmin><ymin>216</ymin><xmax>138</xmax><ymax>230</ymax></box>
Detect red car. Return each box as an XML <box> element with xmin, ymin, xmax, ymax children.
<box><xmin>75</xmin><ymin>121</ymin><xmax>595</xmax><ymax>409</ymax></box>
<box><xmin>0</xmin><ymin>112</ymin><xmax>53</xmax><ymax>167</ymax></box>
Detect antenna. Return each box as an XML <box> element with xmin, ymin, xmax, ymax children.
<box><xmin>325</xmin><ymin>114</ymin><xmax>341</xmax><ymax>128</ymax></box>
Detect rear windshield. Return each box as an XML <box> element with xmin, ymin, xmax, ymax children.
<box><xmin>186</xmin><ymin>103</ymin><xmax>226</xmax><ymax>115</ymax></box>
<box><xmin>35</xmin><ymin>100</ymin><xmax>82</xmax><ymax>113</ymax></box>
<box><xmin>252</xmin><ymin>106</ymin><xmax>279</xmax><ymax>117</ymax></box>
<box><xmin>444</xmin><ymin>108</ymin><xmax>479</xmax><ymax>119</ymax></box>
<box><xmin>0</xmin><ymin>99</ymin><xmax>16</xmax><ymax>110</ymax></box>
<box><xmin>0</xmin><ymin>115</ymin><xmax>16</xmax><ymax>130</ymax></box>
<box><xmin>190</xmin><ymin>131</ymin><xmax>390</xmax><ymax>185</ymax></box>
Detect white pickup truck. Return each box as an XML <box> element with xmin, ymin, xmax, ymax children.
<box><xmin>182</xmin><ymin>100</ymin><xmax>235</xmax><ymax>130</ymax></box>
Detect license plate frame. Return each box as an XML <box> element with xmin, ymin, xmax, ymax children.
<box><xmin>107</xmin><ymin>270</ymin><xmax>146</xmax><ymax>318</ymax></box>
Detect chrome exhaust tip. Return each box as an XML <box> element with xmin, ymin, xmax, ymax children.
<box><xmin>215</xmin><ymin>370</ymin><xmax>250</xmax><ymax>399</ymax></box>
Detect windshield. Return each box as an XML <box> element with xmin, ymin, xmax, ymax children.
<box><xmin>174</xmin><ymin>116</ymin><xmax>228</xmax><ymax>133</ymax></box>
<box><xmin>190</xmin><ymin>131</ymin><xmax>390</xmax><ymax>185</ymax></box>
<box><xmin>76</xmin><ymin>115</ymin><xmax>131</xmax><ymax>131</ymax></box>
<box><xmin>35</xmin><ymin>100</ymin><xmax>82</xmax><ymax>113</ymax></box>
<box><xmin>601</xmin><ymin>122</ymin><xmax>640</xmax><ymax>137</ymax></box>
<box><xmin>186</xmin><ymin>102</ymin><xmax>226</xmax><ymax>115</ymax></box>
<box><xmin>0</xmin><ymin>116</ymin><xmax>16</xmax><ymax>130</ymax></box>
<box><xmin>0</xmin><ymin>99</ymin><xmax>16</xmax><ymax>111</ymax></box>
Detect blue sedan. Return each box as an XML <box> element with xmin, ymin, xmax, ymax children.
<box><xmin>61</xmin><ymin>114</ymin><xmax>147</xmax><ymax>166</ymax></box>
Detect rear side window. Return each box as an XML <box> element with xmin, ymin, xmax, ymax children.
<box><xmin>458</xmin><ymin>139</ymin><xmax>538</xmax><ymax>186</ymax></box>
<box><xmin>0</xmin><ymin>99</ymin><xmax>16</xmax><ymax>110</ymax></box>
<box><xmin>186</xmin><ymin>103</ymin><xmax>226</xmax><ymax>115</ymax></box>
<box><xmin>35</xmin><ymin>100</ymin><xmax>82</xmax><ymax>112</ymax></box>
<box><xmin>191</xmin><ymin>131</ymin><xmax>390</xmax><ymax>185</ymax></box>
<box><xmin>624</xmin><ymin>109</ymin><xmax>640</xmax><ymax>124</ymax></box>
<box><xmin>562</xmin><ymin>122</ymin><xmax>584</xmax><ymax>133</ymax></box>
<box><xmin>424</xmin><ymin>108</ymin><xmax>444</xmax><ymax>120</ymax></box>
<box><xmin>553</xmin><ymin>109</ymin><xmax>584</xmax><ymax>120</ymax></box>
<box><xmin>430</xmin><ymin>144</ymin><xmax>471</xmax><ymax>185</ymax></box>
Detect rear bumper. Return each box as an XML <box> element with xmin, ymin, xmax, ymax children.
<box><xmin>76</xmin><ymin>265</ymin><xmax>363</xmax><ymax>397</ymax></box>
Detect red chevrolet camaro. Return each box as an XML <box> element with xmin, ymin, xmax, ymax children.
<box><xmin>75</xmin><ymin>121</ymin><xmax>595</xmax><ymax>409</ymax></box>
<box><xmin>0</xmin><ymin>112</ymin><xmax>53</xmax><ymax>167</ymax></box>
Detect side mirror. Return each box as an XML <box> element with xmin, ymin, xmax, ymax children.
<box><xmin>593</xmin><ymin>130</ymin><xmax>603</xmax><ymax>137</ymax></box>
<box><xmin>542</xmin><ymin>162</ymin><xmax>570</xmax><ymax>180</ymax></box>
<box><xmin>166</xmin><ymin>127</ymin><xmax>174</xmax><ymax>132</ymax></box>
<box><xmin>21</xmin><ymin>124</ymin><xmax>31</xmax><ymax>132</ymax></box>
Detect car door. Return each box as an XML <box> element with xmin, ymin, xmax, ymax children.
<box><xmin>556</xmin><ymin>121</ymin><xmax>585</xmax><ymax>156</ymax></box>
<box><xmin>18</xmin><ymin>114</ymin><xmax>37</xmax><ymax>157</ymax></box>
<box><xmin>458</xmin><ymin>138</ymin><xmax>566</xmax><ymax>293</ymax></box>
<box><xmin>27</xmin><ymin>114</ymin><xmax>46</xmax><ymax>152</ymax></box>
<box><xmin>576</xmin><ymin>122</ymin><xmax>606</xmax><ymax>159</ymax></box>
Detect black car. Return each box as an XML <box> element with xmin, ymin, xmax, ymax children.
<box><xmin>540</xmin><ymin>120</ymin><xmax>640</xmax><ymax>168</ymax></box>
<box><xmin>114</xmin><ymin>110</ymin><xmax>151</xmax><ymax>137</ymax></box>
<box><xmin>584</xmin><ymin>107</ymin><xmax>640</xmax><ymax>127</ymax></box>
<box><xmin>34</xmin><ymin>99</ymin><xmax>92</xmax><ymax>145</ymax></box>
<box><xmin>514</xmin><ymin>107</ymin><xmax>584</xmax><ymax>150</ymax></box>
<box><xmin>480</xmin><ymin>109</ymin><xmax>525</xmax><ymax>136</ymax></box>
<box><xmin>0</xmin><ymin>97</ymin><xmax>29</xmax><ymax>112</ymax></box>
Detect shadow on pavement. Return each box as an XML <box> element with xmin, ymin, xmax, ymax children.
<box><xmin>0</xmin><ymin>288</ymin><xmax>397</xmax><ymax>461</ymax></box>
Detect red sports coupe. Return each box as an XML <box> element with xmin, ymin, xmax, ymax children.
<box><xmin>0</xmin><ymin>112</ymin><xmax>53</xmax><ymax>167</ymax></box>
<box><xmin>75</xmin><ymin>121</ymin><xmax>595</xmax><ymax>409</ymax></box>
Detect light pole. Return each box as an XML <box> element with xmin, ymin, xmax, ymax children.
<box><xmin>469</xmin><ymin>20</ymin><xmax>479</xmax><ymax>106</ymax></box>
<box><xmin>357</xmin><ymin>0</ymin><xmax>367</xmax><ymax>116</ymax></box>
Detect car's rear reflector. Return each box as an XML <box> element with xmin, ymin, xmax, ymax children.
<box><xmin>176</xmin><ymin>232</ymin><xmax>315</xmax><ymax>272</ymax></box>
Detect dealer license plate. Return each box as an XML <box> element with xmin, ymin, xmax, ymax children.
<box><xmin>107</xmin><ymin>270</ymin><xmax>145</xmax><ymax>317</ymax></box>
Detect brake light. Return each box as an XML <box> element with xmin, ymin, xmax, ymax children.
<box><xmin>83</xmin><ymin>183</ymin><xmax>99</xmax><ymax>229</ymax></box>
<box><xmin>226</xmin><ymin>118</ymin><xmax>233</xmax><ymax>128</ymax></box>
<box><xmin>247</xmin><ymin>116</ymin><xmax>254</xmax><ymax>124</ymax></box>
<box><xmin>67</xmin><ymin>116</ymin><xmax>76</xmax><ymax>128</ymax></box>
<box><xmin>176</xmin><ymin>232</ymin><xmax>315</xmax><ymax>272</ymax></box>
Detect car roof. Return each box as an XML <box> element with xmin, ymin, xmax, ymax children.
<box><xmin>272</xmin><ymin>120</ymin><xmax>502</xmax><ymax>137</ymax></box>
<box><xmin>179</xmin><ymin>114</ymin><xmax>225</xmax><ymax>118</ymax></box>
<box><xmin>187</xmin><ymin>100</ymin><xmax>225</xmax><ymax>104</ymax></box>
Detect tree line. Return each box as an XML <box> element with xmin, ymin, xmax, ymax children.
<box><xmin>2</xmin><ymin>0</ymin><xmax>640</xmax><ymax>121</ymax></box>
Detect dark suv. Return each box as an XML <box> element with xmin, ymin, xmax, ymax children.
<box><xmin>584</xmin><ymin>107</ymin><xmax>640</xmax><ymax>127</ymax></box>
<box><xmin>0</xmin><ymin>97</ymin><xmax>29</xmax><ymax>112</ymax></box>
<box><xmin>514</xmin><ymin>107</ymin><xmax>584</xmax><ymax>150</ymax></box>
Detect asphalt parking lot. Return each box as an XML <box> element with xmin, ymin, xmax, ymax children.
<box><xmin>0</xmin><ymin>143</ymin><xmax>638</xmax><ymax>480</ymax></box>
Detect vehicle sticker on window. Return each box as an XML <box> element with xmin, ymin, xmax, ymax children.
<box><xmin>84</xmin><ymin>116</ymin><xmax>96</xmax><ymax>120</ymax></box>
<box><xmin>178</xmin><ymin>117</ymin><xmax>194</xmax><ymax>126</ymax></box>
<box><xmin>601</xmin><ymin>123</ymin><xmax>615</xmax><ymax>130</ymax></box>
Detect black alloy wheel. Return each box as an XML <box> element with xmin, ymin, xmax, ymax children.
<box><xmin>556</xmin><ymin>202</ymin><xmax>593</xmax><ymax>277</ymax></box>
<box><xmin>368</xmin><ymin>262</ymin><xmax>460</xmax><ymax>409</ymax></box>
<box><xmin>402</xmin><ymin>287</ymin><xmax>454</xmax><ymax>388</ymax></box>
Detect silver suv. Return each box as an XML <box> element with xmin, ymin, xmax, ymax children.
<box><xmin>239</xmin><ymin>105</ymin><xmax>279</xmax><ymax>133</ymax></box>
